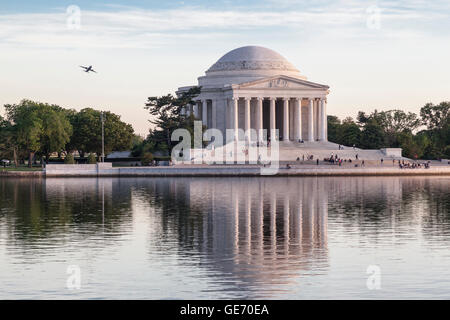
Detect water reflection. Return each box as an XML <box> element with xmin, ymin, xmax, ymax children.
<box><xmin>0</xmin><ymin>178</ymin><xmax>133</xmax><ymax>261</ymax></box>
<box><xmin>141</xmin><ymin>178</ymin><xmax>330</xmax><ymax>294</ymax></box>
<box><xmin>0</xmin><ymin>176</ymin><xmax>449</xmax><ymax>299</ymax></box>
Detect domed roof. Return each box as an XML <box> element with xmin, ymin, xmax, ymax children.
<box><xmin>206</xmin><ymin>46</ymin><xmax>299</xmax><ymax>73</ymax></box>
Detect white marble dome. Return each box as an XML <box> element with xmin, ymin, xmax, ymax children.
<box><xmin>198</xmin><ymin>46</ymin><xmax>306</xmax><ymax>87</ymax></box>
<box><xmin>207</xmin><ymin>46</ymin><xmax>299</xmax><ymax>73</ymax></box>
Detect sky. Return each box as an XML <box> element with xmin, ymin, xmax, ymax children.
<box><xmin>1</xmin><ymin>0</ymin><xmax>449</xmax><ymax>135</ymax></box>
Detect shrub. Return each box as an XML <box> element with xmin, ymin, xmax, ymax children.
<box><xmin>141</xmin><ymin>152</ymin><xmax>154</xmax><ymax>166</ymax></box>
<box><xmin>87</xmin><ymin>153</ymin><xmax>97</xmax><ymax>164</ymax></box>
<box><xmin>64</xmin><ymin>154</ymin><xmax>75</xmax><ymax>164</ymax></box>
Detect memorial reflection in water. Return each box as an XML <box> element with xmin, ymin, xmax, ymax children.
<box><xmin>43</xmin><ymin>177</ymin><xmax>330</xmax><ymax>289</ymax></box>
<box><xmin>1</xmin><ymin>176</ymin><xmax>448</xmax><ymax>299</ymax></box>
<box><xmin>119</xmin><ymin>177</ymin><xmax>329</xmax><ymax>289</ymax></box>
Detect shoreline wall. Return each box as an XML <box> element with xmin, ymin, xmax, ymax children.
<box><xmin>42</xmin><ymin>163</ymin><xmax>450</xmax><ymax>177</ymax></box>
<box><xmin>2</xmin><ymin>164</ymin><xmax>449</xmax><ymax>178</ymax></box>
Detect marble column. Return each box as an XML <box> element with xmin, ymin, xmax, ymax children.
<box><xmin>194</xmin><ymin>101</ymin><xmax>200</xmax><ymax>118</ymax></box>
<box><xmin>308</xmin><ymin>98</ymin><xmax>314</xmax><ymax>142</ymax></box>
<box><xmin>244</xmin><ymin>97</ymin><xmax>251</xmax><ymax>141</ymax></box>
<box><xmin>186</xmin><ymin>103</ymin><xmax>191</xmax><ymax>117</ymax></box>
<box><xmin>257</xmin><ymin>97</ymin><xmax>263</xmax><ymax>141</ymax></box>
<box><xmin>202</xmin><ymin>99</ymin><xmax>208</xmax><ymax>126</ymax></box>
<box><xmin>295</xmin><ymin>98</ymin><xmax>302</xmax><ymax>141</ymax></box>
<box><xmin>270</xmin><ymin>98</ymin><xmax>276</xmax><ymax>140</ymax></box>
<box><xmin>283</xmin><ymin>98</ymin><xmax>289</xmax><ymax>141</ymax></box>
<box><xmin>233</xmin><ymin>97</ymin><xmax>239</xmax><ymax>140</ymax></box>
<box><xmin>315</xmin><ymin>99</ymin><xmax>319</xmax><ymax>141</ymax></box>
<box><xmin>227</xmin><ymin>99</ymin><xmax>233</xmax><ymax>130</ymax></box>
<box><xmin>212</xmin><ymin>99</ymin><xmax>217</xmax><ymax>129</ymax></box>
<box><xmin>320</xmin><ymin>99</ymin><xmax>327</xmax><ymax>141</ymax></box>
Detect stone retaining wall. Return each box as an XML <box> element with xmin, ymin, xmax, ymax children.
<box><xmin>0</xmin><ymin>170</ymin><xmax>44</xmax><ymax>177</ymax></box>
<box><xmin>46</xmin><ymin>163</ymin><xmax>113</xmax><ymax>176</ymax></box>
<box><xmin>41</xmin><ymin>163</ymin><xmax>450</xmax><ymax>177</ymax></box>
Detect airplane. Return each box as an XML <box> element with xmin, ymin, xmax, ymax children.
<box><xmin>80</xmin><ymin>65</ymin><xmax>97</xmax><ymax>73</ymax></box>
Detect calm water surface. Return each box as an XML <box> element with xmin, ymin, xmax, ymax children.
<box><xmin>0</xmin><ymin>176</ymin><xmax>449</xmax><ymax>299</ymax></box>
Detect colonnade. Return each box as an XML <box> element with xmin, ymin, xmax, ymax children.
<box><xmin>185</xmin><ymin>96</ymin><xmax>327</xmax><ymax>142</ymax></box>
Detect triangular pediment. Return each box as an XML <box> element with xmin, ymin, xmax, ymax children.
<box><xmin>237</xmin><ymin>75</ymin><xmax>329</xmax><ymax>90</ymax></box>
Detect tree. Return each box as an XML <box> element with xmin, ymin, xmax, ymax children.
<box><xmin>141</xmin><ymin>152</ymin><xmax>154</xmax><ymax>166</ymax></box>
<box><xmin>378</xmin><ymin>110</ymin><xmax>421</xmax><ymax>133</ymax></box>
<box><xmin>67</xmin><ymin>108</ymin><xmax>98</xmax><ymax>157</ymax></box>
<box><xmin>339</xmin><ymin>117</ymin><xmax>361</xmax><ymax>147</ymax></box>
<box><xmin>356</xmin><ymin>111</ymin><xmax>371</xmax><ymax>125</ymax></box>
<box><xmin>420</xmin><ymin>102</ymin><xmax>450</xmax><ymax>131</ymax></box>
<box><xmin>2</xmin><ymin>100</ymin><xmax>137</xmax><ymax>164</ymax></box>
<box><xmin>4</xmin><ymin>100</ymin><xmax>73</xmax><ymax>166</ymax></box>
<box><xmin>419</xmin><ymin>102</ymin><xmax>450</xmax><ymax>159</ymax></box>
<box><xmin>396</xmin><ymin>131</ymin><xmax>422</xmax><ymax>159</ymax></box>
<box><xmin>130</xmin><ymin>135</ymin><xmax>147</xmax><ymax>157</ymax></box>
<box><xmin>144</xmin><ymin>86</ymin><xmax>201</xmax><ymax>155</ymax></box>
<box><xmin>376</xmin><ymin>110</ymin><xmax>421</xmax><ymax>147</ymax></box>
<box><xmin>87</xmin><ymin>153</ymin><xmax>97</xmax><ymax>164</ymax></box>
<box><xmin>4</xmin><ymin>100</ymin><xmax>43</xmax><ymax>167</ymax></box>
<box><xmin>37</xmin><ymin>104</ymin><xmax>72</xmax><ymax>163</ymax></box>
<box><xmin>359</xmin><ymin>119</ymin><xmax>385</xmax><ymax>149</ymax></box>
<box><xmin>327</xmin><ymin>115</ymin><xmax>341</xmax><ymax>144</ymax></box>
<box><xmin>68</xmin><ymin>108</ymin><xmax>135</xmax><ymax>157</ymax></box>
<box><xmin>64</xmin><ymin>154</ymin><xmax>75</xmax><ymax>164</ymax></box>
<box><xmin>355</xmin><ymin>109</ymin><xmax>423</xmax><ymax>150</ymax></box>
<box><xmin>0</xmin><ymin>116</ymin><xmax>19</xmax><ymax>166</ymax></box>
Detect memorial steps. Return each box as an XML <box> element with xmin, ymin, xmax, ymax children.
<box><xmin>277</xmin><ymin>141</ymin><xmax>388</xmax><ymax>161</ymax></box>
<box><xmin>201</xmin><ymin>141</ymin><xmax>402</xmax><ymax>163</ymax></box>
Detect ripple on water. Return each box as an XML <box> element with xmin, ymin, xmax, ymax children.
<box><xmin>0</xmin><ymin>176</ymin><xmax>449</xmax><ymax>299</ymax></box>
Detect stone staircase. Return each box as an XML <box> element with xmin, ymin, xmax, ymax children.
<box><xmin>277</xmin><ymin>141</ymin><xmax>390</xmax><ymax>161</ymax></box>
<box><xmin>186</xmin><ymin>140</ymin><xmax>404</xmax><ymax>164</ymax></box>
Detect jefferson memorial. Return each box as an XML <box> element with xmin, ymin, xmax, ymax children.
<box><xmin>177</xmin><ymin>46</ymin><xmax>402</xmax><ymax>161</ymax></box>
<box><xmin>177</xmin><ymin>46</ymin><xmax>329</xmax><ymax>142</ymax></box>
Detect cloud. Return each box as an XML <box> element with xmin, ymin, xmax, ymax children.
<box><xmin>0</xmin><ymin>3</ymin><xmax>447</xmax><ymax>50</ymax></box>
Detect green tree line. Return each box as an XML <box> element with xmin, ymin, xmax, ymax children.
<box><xmin>0</xmin><ymin>100</ymin><xmax>135</xmax><ymax>167</ymax></box>
<box><xmin>135</xmin><ymin>92</ymin><xmax>448</xmax><ymax>161</ymax></box>
<box><xmin>132</xmin><ymin>87</ymin><xmax>202</xmax><ymax>159</ymax></box>
<box><xmin>327</xmin><ymin>102</ymin><xmax>449</xmax><ymax>159</ymax></box>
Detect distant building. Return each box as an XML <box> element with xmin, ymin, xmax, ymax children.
<box><xmin>106</xmin><ymin>151</ymin><xmax>140</xmax><ymax>166</ymax></box>
<box><xmin>176</xmin><ymin>46</ymin><xmax>402</xmax><ymax>161</ymax></box>
<box><xmin>177</xmin><ymin>45</ymin><xmax>329</xmax><ymax>143</ymax></box>
<box><xmin>107</xmin><ymin>151</ymin><xmax>132</xmax><ymax>159</ymax></box>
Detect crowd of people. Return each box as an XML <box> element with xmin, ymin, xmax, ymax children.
<box><xmin>292</xmin><ymin>152</ymin><xmax>433</xmax><ymax>169</ymax></box>
<box><xmin>324</xmin><ymin>153</ymin><xmax>355</xmax><ymax>166</ymax></box>
<box><xmin>398</xmin><ymin>160</ymin><xmax>431</xmax><ymax>169</ymax></box>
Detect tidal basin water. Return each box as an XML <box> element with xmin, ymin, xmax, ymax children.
<box><xmin>0</xmin><ymin>176</ymin><xmax>449</xmax><ymax>299</ymax></box>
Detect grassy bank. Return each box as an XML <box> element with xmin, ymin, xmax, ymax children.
<box><xmin>1</xmin><ymin>166</ymin><xmax>43</xmax><ymax>172</ymax></box>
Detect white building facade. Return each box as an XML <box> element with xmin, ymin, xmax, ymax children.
<box><xmin>177</xmin><ymin>46</ymin><xmax>330</xmax><ymax>143</ymax></box>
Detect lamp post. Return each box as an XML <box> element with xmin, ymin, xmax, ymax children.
<box><xmin>101</xmin><ymin>111</ymin><xmax>105</xmax><ymax>162</ymax></box>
